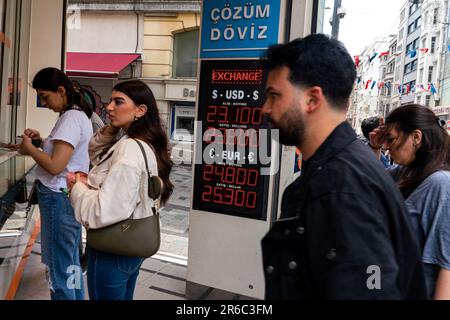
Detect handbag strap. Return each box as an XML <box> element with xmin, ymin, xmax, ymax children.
<box><xmin>134</xmin><ymin>138</ymin><xmax>153</xmax><ymax>178</ymax></box>
<box><xmin>133</xmin><ymin>139</ymin><xmax>161</xmax><ymax>214</ymax></box>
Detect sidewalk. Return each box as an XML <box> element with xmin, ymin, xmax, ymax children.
<box><xmin>159</xmin><ymin>164</ymin><xmax>191</xmax><ymax>257</ymax></box>
<box><xmin>13</xmin><ymin>164</ymin><xmax>252</xmax><ymax>300</ymax></box>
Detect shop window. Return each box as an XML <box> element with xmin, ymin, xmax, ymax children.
<box><xmin>0</xmin><ymin>0</ymin><xmax>31</xmax><ymax>145</ymax></box>
<box><xmin>173</xmin><ymin>30</ymin><xmax>199</xmax><ymax>78</ymax></box>
<box><xmin>171</xmin><ymin>105</ymin><xmax>195</xmax><ymax>142</ymax></box>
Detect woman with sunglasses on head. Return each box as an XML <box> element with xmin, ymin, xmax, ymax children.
<box><xmin>370</xmin><ymin>104</ymin><xmax>450</xmax><ymax>300</ymax></box>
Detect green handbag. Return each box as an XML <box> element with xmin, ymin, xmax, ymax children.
<box><xmin>86</xmin><ymin>139</ymin><xmax>163</xmax><ymax>258</ymax></box>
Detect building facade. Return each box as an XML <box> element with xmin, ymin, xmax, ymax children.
<box><xmin>350</xmin><ymin>0</ymin><xmax>450</xmax><ymax>133</ymax></box>
<box><xmin>350</xmin><ymin>36</ymin><xmax>393</xmax><ymax>133</ymax></box>
<box><xmin>67</xmin><ymin>0</ymin><xmax>201</xmax><ymax>151</ymax></box>
<box><xmin>401</xmin><ymin>0</ymin><xmax>422</xmax><ymax>105</ymax></box>
<box><xmin>415</xmin><ymin>0</ymin><xmax>449</xmax><ymax>108</ymax></box>
<box><xmin>378</xmin><ymin>36</ymin><xmax>398</xmax><ymax>117</ymax></box>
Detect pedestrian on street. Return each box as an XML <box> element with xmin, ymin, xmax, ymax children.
<box><xmin>18</xmin><ymin>67</ymin><xmax>93</xmax><ymax>300</ymax></box>
<box><xmin>369</xmin><ymin>104</ymin><xmax>450</xmax><ymax>299</ymax></box>
<box><xmin>261</xmin><ymin>34</ymin><xmax>427</xmax><ymax>299</ymax></box>
<box><xmin>361</xmin><ymin>116</ymin><xmax>391</xmax><ymax>168</ymax></box>
<box><xmin>67</xmin><ymin>80</ymin><xmax>174</xmax><ymax>300</ymax></box>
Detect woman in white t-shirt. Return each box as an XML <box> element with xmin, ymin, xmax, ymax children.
<box><xmin>18</xmin><ymin>67</ymin><xmax>93</xmax><ymax>300</ymax></box>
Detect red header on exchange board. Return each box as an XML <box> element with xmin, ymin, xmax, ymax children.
<box><xmin>211</xmin><ymin>69</ymin><xmax>263</xmax><ymax>84</ymax></box>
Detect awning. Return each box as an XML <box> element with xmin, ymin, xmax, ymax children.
<box><xmin>66</xmin><ymin>52</ymin><xmax>141</xmax><ymax>78</ymax></box>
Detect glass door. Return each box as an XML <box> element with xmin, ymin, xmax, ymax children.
<box><xmin>0</xmin><ymin>0</ymin><xmax>30</xmax><ymax>146</ymax></box>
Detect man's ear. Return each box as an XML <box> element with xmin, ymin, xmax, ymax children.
<box><xmin>304</xmin><ymin>86</ymin><xmax>324</xmax><ymax>113</ymax></box>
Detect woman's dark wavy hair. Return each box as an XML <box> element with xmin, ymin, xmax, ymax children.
<box><xmin>113</xmin><ymin>80</ymin><xmax>174</xmax><ymax>204</ymax></box>
<box><xmin>386</xmin><ymin>104</ymin><xmax>450</xmax><ymax>198</ymax></box>
<box><xmin>32</xmin><ymin>67</ymin><xmax>92</xmax><ymax>118</ymax></box>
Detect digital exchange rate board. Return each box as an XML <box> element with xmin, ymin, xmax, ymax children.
<box><xmin>192</xmin><ymin>60</ymin><xmax>271</xmax><ymax>220</ymax></box>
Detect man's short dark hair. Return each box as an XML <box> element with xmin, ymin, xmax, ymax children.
<box><xmin>265</xmin><ymin>33</ymin><xmax>356</xmax><ymax>111</ymax></box>
<box><xmin>361</xmin><ymin>116</ymin><xmax>380</xmax><ymax>139</ymax></box>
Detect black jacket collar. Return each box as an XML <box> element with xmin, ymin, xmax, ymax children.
<box><xmin>303</xmin><ymin>121</ymin><xmax>357</xmax><ymax>169</ymax></box>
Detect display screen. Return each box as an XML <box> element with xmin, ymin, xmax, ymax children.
<box><xmin>192</xmin><ymin>60</ymin><xmax>270</xmax><ymax>220</ymax></box>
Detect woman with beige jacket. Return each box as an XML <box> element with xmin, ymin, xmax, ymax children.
<box><xmin>68</xmin><ymin>80</ymin><xmax>173</xmax><ymax>300</ymax></box>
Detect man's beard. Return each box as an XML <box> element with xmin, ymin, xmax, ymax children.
<box><xmin>268</xmin><ymin>104</ymin><xmax>305</xmax><ymax>147</ymax></box>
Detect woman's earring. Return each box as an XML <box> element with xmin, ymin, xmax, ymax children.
<box><xmin>134</xmin><ymin>116</ymin><xmax>139</xmax><ymax>121</ymax></box>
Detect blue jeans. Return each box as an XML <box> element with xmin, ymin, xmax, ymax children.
<box><xmin>37</xmin><ymin>181</ymin><xmax>84</xmax><ymax>300</ymax></box>
<box><xmin>87</xmin><ymin>247</ymin><xmax>143</xmax><ymax>300</ymax></box>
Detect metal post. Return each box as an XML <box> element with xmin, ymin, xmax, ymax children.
<box><xmin>331</xmin><ymin>0</ymin><xmax>342</xmax><ymax>39</ymax></box>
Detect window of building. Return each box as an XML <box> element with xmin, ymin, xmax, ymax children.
<box><xmin>406</xmin><ymin>38</ymin><xmax>419</xmax><ymax>52</ymax></box>
<box><xmin>425</xmin><ymin>95</ymin><xmax>431</xmax><ymax>106</ymax></box>
<box><xmin>388</xmin><ymin>61</ymin><xmax>395</xmax><ymax>73</ymax></box>
<box><xmin>398</xmin><ymin>28</ymin><xmax>404</xmax><ymax>41</ymax></box>
<box><xmin>421</xmin><ymin>37</ymin><xmax>426</xmax><ymax>49</ymax></box>
<box><xmin>408</xmin><ymin>22</ymin><xmax>414</xmax><ymax>34</ymax></box>
<box><xmin>408</xmin><ymin>16</ymin><xmax>421</xmax><ymax>34</ymax></box>
<box><xmin>173</xmin><ymin>29</ymin><xmax>199</xmax><ymax>78</ymax></box>
<box><xmin>411</xmin><ymin>59</ymin><xmax>417</xmax><ymax>72</ymax></box>
<box><xmin>428</xmin><ymin>66</ymin><xmax>434</xmax><ymax>82</ymax></box>
<box><xmin>404</xmin><ymin>59</ymin><xmax>418</xmax><ymax>74</ymax></box>
<box><xmin>402</xmin><ymin>80</ymin><xmax>416</xmax><ymax>95</ymax></box>
<box><xmin>431</xmin><ymin>36</ymin><xmax>436</xmax><ymax>53</ymax></box>
<box><xmin>400</xmin><ymin>8</ymin><xmax>406</xmax><ymax>22</ymax></box>
<box><xmin>419</xmin><ymin>67</ymin><xmax>424</xmax><ymax>82</ymax></box>
<box><xmin>409</xmin><ymin>3</ymin><xmax>418</xmax><ymax>15</ymax></box>
<box><xmin>389</xmin><ymin>42</ymin><xmax>397</xmax><ymax>55</ymax></box>
<box><xmin>433</xmin><ymin>8</ymin><xmax>439</xmax><ymax>24</ymax></box>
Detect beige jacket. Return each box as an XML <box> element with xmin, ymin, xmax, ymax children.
<box><xmin>70</xmin><ymin>130</ymin><xmax>159</xmax><ymax>229</ymax></box>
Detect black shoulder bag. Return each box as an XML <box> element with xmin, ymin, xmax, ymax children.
<box><xmin>86</xmin><ymin>139</ymin><xmax>163</xmax><ymax>258</ymax></box>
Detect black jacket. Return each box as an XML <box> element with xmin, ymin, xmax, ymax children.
<box><xmin>262</xmin><ymin>122</ymin><xmax>427</xmax><ymax>299</ymax></box>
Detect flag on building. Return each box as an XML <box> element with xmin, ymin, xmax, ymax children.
<box><xmin>430</xmin><ymin>83</ymin><xmax>437</xmax><ymax>94</ymax></box>
<box><xmin>379</xmin><ymin>51</ymin><xmax>389</xmax><ymax>58</ymax></box>
<box><xmin>408</xmin><ymin>49</ymin><xmax>417</xmax><ymax>58</ymax></box>
<box><xmin>371</xmin><ymin>81</ymin><xmax>377</xmax><ymax>90</ymax></box>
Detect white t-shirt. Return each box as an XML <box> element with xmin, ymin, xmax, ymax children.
<box><xmin>35</xmin><ymin>109</ymin><xmax>93</xmax><ymax>192</ymax></box>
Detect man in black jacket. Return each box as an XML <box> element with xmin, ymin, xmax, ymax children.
<box><xmin>261</xmin><ymin>34</ymin><xmax>427</xmax><ymax>299</ymax></box>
